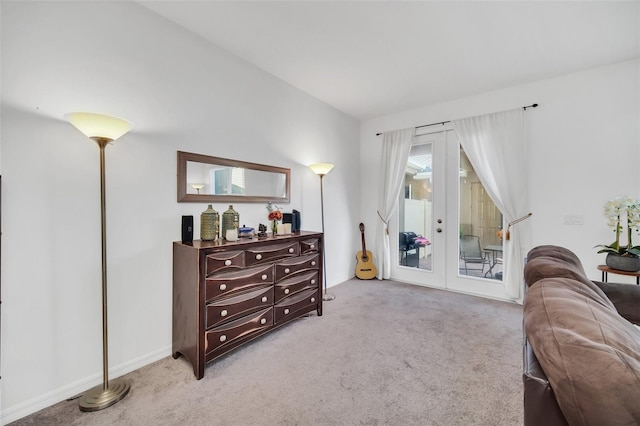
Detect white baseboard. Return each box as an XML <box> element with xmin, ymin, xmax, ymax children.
<box><xmin>1</xmin><ymin>345</ymin><xmax>171</xmax><ymax>425</ymax></box>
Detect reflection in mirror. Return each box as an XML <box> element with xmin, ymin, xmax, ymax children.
<box><xmin>186</xmin><ymin>162</ymin><xmax>287</xmax><ymax>197</ymax></box>
<box><xmin>177</xmin><ymin>151</ymin><xmax>290</xmax><ymax>203</ymax></box>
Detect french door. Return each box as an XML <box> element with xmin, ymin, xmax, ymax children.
<box><xmin>391</xmin><ymin>128</ymin><xmax>510</xmax><ymax>301</ymax></box>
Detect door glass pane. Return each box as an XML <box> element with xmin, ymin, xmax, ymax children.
<box><xmin>458</xmin><ymin>147</ymin><xmax>503</xmax><ymax>280</ymax></box>
<box><xmin>398</xmin><ymin>143</ymin><xmax>433</xmax><ymax>270</ymax></box>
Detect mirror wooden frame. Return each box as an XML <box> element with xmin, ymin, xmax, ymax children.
<box><xmin>177</xmin><ymin>151</ymin><xmax>291</xmax><ymax>203</ymax></box>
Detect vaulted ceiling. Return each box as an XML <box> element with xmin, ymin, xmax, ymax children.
<box><xmin>139</xmin><ymin>1</ymin><xmax>640</xmax><ymax>120</ymax></box>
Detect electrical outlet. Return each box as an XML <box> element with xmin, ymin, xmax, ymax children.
<box><xmin>564</xmin><ymin>214</ymin><xmax>584</xmax><ymax>225</ymax></box>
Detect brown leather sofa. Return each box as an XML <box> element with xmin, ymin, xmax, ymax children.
<box><xmin>523</xmin><ymin>245</ymin><xmax>640</xmax><ymax>426</ymax></box>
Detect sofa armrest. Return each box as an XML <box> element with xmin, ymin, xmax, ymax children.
<box><xmin>593</xmin><ymin>281</ymin><xmax>640</xmax><ymax>324</ymax></box>
<box><xmin>523</xmin><ymin>339</ymin><xmax>568</xmax><ymax>426</ymax></box>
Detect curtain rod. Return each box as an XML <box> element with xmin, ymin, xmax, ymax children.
<box><xmin>375</xmin><ymin>103</ymin><xmax>538</xmax><ymax>136</ymax></box>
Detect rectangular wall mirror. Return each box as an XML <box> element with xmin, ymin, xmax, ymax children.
<box><xmin>177</xmin><ymin>151</ymin><xmax>290</xmax><ymax>203</ymax></box>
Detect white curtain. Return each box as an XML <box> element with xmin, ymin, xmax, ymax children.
<box><xmin>376</xmin><ymin>128</ymin><xmax>414</xmax><ymax>279</ymax></box>
<box><xmin>452</xmin><ymin>109</ymin><xmax>531</xmax><ymax>301</ymax></box>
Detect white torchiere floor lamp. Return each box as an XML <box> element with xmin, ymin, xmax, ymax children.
<box><xmin>309</xmin><ymin>163</ymin><xmax>335</xmax><ymax>301</ymax></box>
<box><xmin>65</xmin><ymin>112</ymin><xmax>133</xmax><ymax>412</ymax></box>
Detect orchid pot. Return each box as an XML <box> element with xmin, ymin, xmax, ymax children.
<box><xmin>605</xmin><ymin>252</ymin><xmax>640</xmax><ymax>272</ymax></box>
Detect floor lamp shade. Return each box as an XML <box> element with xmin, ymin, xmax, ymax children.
<box><xmin>65</xmin><ymin>112</ymin><xmax>133</xmax><ymax>142</ymax></box>
<box><xmin>66</xmin><ymin>111</ymin><xmax>132</xmax><ymax>411</ymax></box>
<box><xmin>309</xmin><ymin>163</ymin><xmax>335</xmax><ymax>301</ymax></box>
<box><xmin>309</xmin><ymin>163</ymin><xmax>334</xmax><ymax>176</ymax></box>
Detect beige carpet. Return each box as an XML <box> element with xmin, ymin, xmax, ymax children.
<box><xmin>11</xmin><ymin>279</ymin><xmax>524</xmax><ymax>425</ymax></box>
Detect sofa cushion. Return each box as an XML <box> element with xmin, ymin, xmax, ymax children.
<box><xmin>526</xmin><ymin>245</ymin><xmax>586</xmax><ymax>272</ymax></box>
<box><xmin>524</xmin><ymin>277</ymin><xmax>640</xmax><ymax>425</ymax></box>
<box><xmin>595</xmin><ymin>281</ymin><xmax>640</xmax><ymax>325</ymax></box>
<box><xmin>524</xmin><ymin>253</ymin><xmax>615</xmax><ymax>311</ymax></box>
<box><xmin>524</xmin><ymin>255</ymin><xmax>590</xmax><ymax>287</ymax></box>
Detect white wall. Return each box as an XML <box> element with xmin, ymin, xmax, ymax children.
<box><xmin>361</xmin><ymin>60</ymin><xmax>640</xmax><ymax>284</ymax></box>
<box><xmin>0</xmin><ymin>1</ymin><xmax>360</xmax><ymax>422</ymax></box>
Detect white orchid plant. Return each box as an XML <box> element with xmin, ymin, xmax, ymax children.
<box><xmin>595</xmin><ymin>196</ymin><xmax>640</xmax><ymax>257</ymax></box>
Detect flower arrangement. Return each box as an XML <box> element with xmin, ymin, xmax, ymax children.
<box><xmin>595</xmin><ymin>196</ymin><xmax>640</xmax><ymax>257</ymax></box>
<box><xmin>266</xmin><ymin>202</ymin><xmax>283</xmax><ymax>235</ymax></box>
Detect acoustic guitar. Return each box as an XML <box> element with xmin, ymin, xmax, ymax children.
<box><xmin>355</xmin><ymin>223</ymin><xmax>377</xmax><ymax>280</ymax></box>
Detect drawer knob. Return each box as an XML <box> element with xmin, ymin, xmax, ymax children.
<box><xmin>221</xmin><ymin>310</ymin><xmax>228</xmax><ymax>317</ymax></box>
<box><xmin>284</xmin><ymin>268</ymin><xmax>290</xmax><ymax>274</ymax></box>
<box><xmin>311</xmin><ymin>279</ymin><xmax>316</xmax><ymax>285</ymax></box>
<box><xmin>284</xmin><ymin>288</ymin><xmax>290</xmax><ymax>294</ymax></box>
<box><xmin>220</xmin><ymin>335</ymin><xmax>227</xmax><ymax>342</ymax></box>
<box><xmin>260</xmin><ymin>318</ymin><xmax>267</xmax><ymax>325</ymax></box>
<box><xmin>224</xmin><ymin>260</ymin><xmax>232</xmax><ymax>266</ymax></box>
<box><xmin>311</xmin><ymin>261</ymin><xmax>316</xmax><ymax>266</ymax></box>
<box><xmin>256</xmin><ymin>254</ymin><xmax>262</xmax><ymax>260</ymax></box>
<box><xmin>289</xmin><ymin>248</ymin><xmax>294</xmax><ymax>253</ymax></box>
<box><xmin>311</xmin><ymin>297</ymin><xmax>315</xmax><ymax>303</ymax></box>
<box><xmin>310</xmin><ymin>244</ymin><xmax>315</xmax><ymax>249</ymax></box>
<box><xmin>220</xmin><ymin>284</ymin><xmax>227</xmax><ymax>291</ymax></box>
<box><xmin>284</xmin><ymin>309</ymin><xmax>290</xmax><ymax>315</ymax></box>
<box><xmin>261</xmin><ymin>274</ymin><xmax>268</xmax><ymax>280</ymax></box>
<box><xmin>261</xmin><ymin>296</ymin><xmax>268</xmax><ymax>302</ymax></box>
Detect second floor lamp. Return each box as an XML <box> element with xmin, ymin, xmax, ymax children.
<box><xmin>309</xmin><ymin>163</ymin><xmax>335</xmax><ymax>301</ymax></box>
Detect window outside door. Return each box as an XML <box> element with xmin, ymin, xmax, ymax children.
<box><xmin>392</xmin><ymin>128</ymin><xmax>510</xmax><ymax>300</ymax></box>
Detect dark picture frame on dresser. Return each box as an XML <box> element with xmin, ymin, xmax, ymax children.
<box><xmin>173</xmin><ymin>231</ymin><xmax>323</xmax><ymax>379</ymax></box>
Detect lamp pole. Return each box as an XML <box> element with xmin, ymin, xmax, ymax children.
<box><xmin>97</xmin><ymin>138</ymin><xmax>110</xmax><ymax>392</ymax></box>
<box><xmin>318</xmin><ymin>173</ymin><xmax>334</xmax><ymax>301</ymax></box>
<box><xmin>76</xmin><ymin>137</ymin><xmax>131</xmax><ymax>411</ymax></box>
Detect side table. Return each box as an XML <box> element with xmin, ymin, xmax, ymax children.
<box><xmin>483</xmin><ymin>244</ymin><xmax>503</xmax><ymax>278</ymax></box>
<box><xmin>597</xmin><ymin>265</ymin><xmax>640</xmax><ymax>285</ymax></box>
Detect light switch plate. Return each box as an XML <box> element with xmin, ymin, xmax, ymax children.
<box><xmin>564</xmin><ymin>214</ymin><xmax>584</xmax><ymax>225</ymax></box>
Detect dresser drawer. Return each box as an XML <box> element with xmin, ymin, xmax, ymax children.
<box><xmin>206</xmin><ymin>285</ymin><xmax>273</xmax><ymax>329</ymax></box>
<box><xmin>274</xmin><ymin>271</ymin><xmax>318</xmax><ymax>303</ymax></box>
<box><xmin>274</xmin><ymin>253</ymin><xmax>320</xmax><ymax>282</ymax></box>
<box><xmin>205</xmin><ymin>264</ymin><xmax>274</xmax><ymax>302</ymax></box>
<box><xmin>245</xmin><ymin>242</ymin><xmax>300</xmax><ymax>266</ymax></box>
<box><xmin>206</xmin><ymin>250</ymin><xmax>244</xmax><ymax>276</ymax></box>
<box><xmin>300</xmin><ymin>238</ymin><xmax>320</xmax><ymax>254</ymax></box>
<box><xmin>274</xmin><ymin>288</ymin><xmax>318</xmax><ymax>325</ymax></box>
<box><xmin>205</xmin><ymin>307</ymin><xmax>273</xmax><ymax>355</ymax></box>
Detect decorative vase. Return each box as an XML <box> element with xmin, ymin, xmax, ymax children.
<box><xmin>605</xmin><ymin>253</ymin><xmax>640</xmax><ymax>272</ymax></box>
<box><xmin>272</xmin><ymin>220</ymin><xmax>278</xmax><ymax>236</ymax></box>
<box><xmin>200</xmin><ymin>205</ymin><xmax>218</xmax><ymax>241</ymax></box>
<box><xmin>222</xmin><ymin>205</ymin><xmax>240</xmax><ymax>240</ymax></box>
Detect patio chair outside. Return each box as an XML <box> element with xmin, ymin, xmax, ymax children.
<box><xmin>460</xmin><ymin>235</ymin><xmax>490</xmax><ymax>274</ymax></box>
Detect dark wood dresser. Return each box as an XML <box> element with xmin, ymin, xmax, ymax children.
<box><xmin>172</xmin><ymin>231</ymin><xmax>323</xmax><ymax>379</ymax></box>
